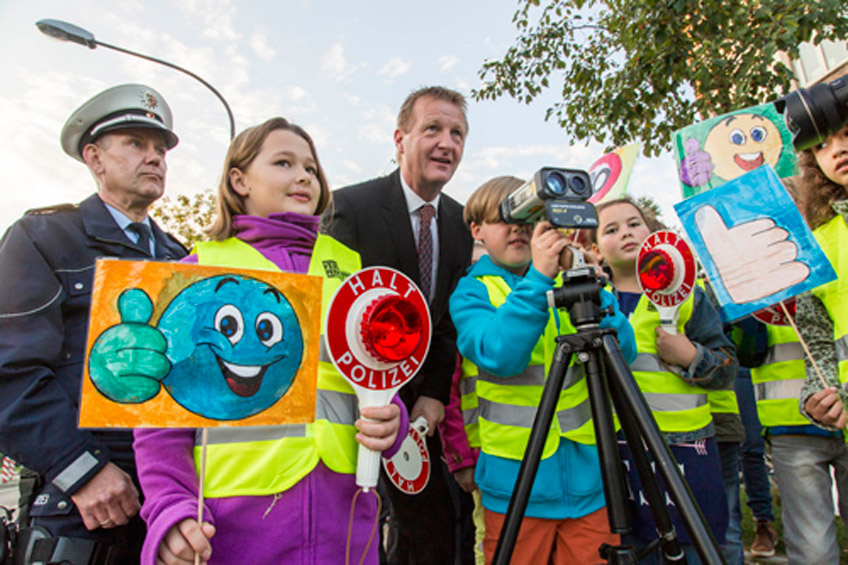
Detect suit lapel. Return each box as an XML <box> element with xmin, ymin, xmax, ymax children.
<box><xmin>433</xmin><ymin>198</ymin><xmax>460</xmax><ymax>312</ymax></box>
<box><xmin>381</xmin><ymin>170</ymin><xmax>420</xmax><ymax>281</ymax></box>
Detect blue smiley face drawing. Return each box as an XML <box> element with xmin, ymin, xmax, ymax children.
<box><xmin>88</xmin><ymin>274</ymin><xmax>304</xmax><ymax>421</ymax></box>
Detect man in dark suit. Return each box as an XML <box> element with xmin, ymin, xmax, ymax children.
<box><xmin>324</xmin><ymin>86</ymin><xmax>473</xmax><ymax>563</ymax></box>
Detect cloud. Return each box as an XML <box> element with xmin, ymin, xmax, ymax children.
<box><xmin>344</xmin><ymin>93</ymin><xmax>361</xmax><ymax>107</ymax></box>
<box><xmin>286</xmin><ymin>86</ymin><xmax>309</xmax><ymax>102</ymax></box>
<box><xmin>360</xmin><ymin>123</ymin><xmax>390</xmax><ymax>144</ymax></box>
<box><xmin>0</xmin><ymin>70</ymin><xmax>105</xmax><ymax>230</ymax></box>
<box><xmin>357</xmin><ymin>105</ymin><xmax>397</xmax><ymax>143</ymax></box>
<box><xmin>322</xmin><ymin>43</ymin><xmax>368</xmax><ymax>82</ymax></box>
<box><xmin>342</xmin><ymin>159</ymin><xmax>363</xmax><ymax>174</ymax></box>
<box><xmin>249</xmin><ymin>28</ymin><xmax>276</xmax><ymax>62</ymax></box>
<box><xmin>379</xmin><ymin>57</ymin><xmax>412</xmax><ymax>80</ymax></box>
<box><xmin>439</xmin><ymin>55</ymin><xmax>459</xmax><ymax>71</ymax></box>
<box><xmin>465</xmin><ymin>144</ymin><xmax>595</xmax><ymax>172</ymax></box>
<box><xmin>179</xmin><ymin>0</ymin><xmax>239</xmax><ymax>42</ymax></box>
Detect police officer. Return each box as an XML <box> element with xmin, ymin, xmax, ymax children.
<box><xmin>0</xmin><ymin>84</ymin><xmax>187</xmax><ymax>564</ymax></box>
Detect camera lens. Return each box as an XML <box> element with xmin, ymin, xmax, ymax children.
<box><xmin>776</xmin><ymin>78</ymin><xmax>848</xmax><ymax>151</ymax></box>
<box><xmin>569</xmin><ymin>174</ymin><xmax>590</xmax><ymax>198</ymax></box>
<box><xmin>545</xmin><ymin>172</ymin><xmax>567</xmax><ymax>196</ymax></box>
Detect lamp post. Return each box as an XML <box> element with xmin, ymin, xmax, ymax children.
<box><xmin>36</xmin><ymin>18</ymin><xmax>236</xmax><ymax>140</ymax></box>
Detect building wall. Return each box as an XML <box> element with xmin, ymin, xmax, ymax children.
<box><xmin>782</xmin><ymin>39</ymin><xmax>848</xmax><ymax>86</ymax></box>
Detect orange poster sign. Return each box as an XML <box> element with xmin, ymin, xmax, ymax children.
<box><xmin>80</xmin><ymin>259</ymin><xmax>322</xmax><ymax>428</ymax></box>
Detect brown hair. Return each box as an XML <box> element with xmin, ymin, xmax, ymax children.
<box><xmin>589</xmin><ymin>197</ymin><xmax>664</xmax><ymax>244</ymax></box>
<box><xmin>397</xmin><ymin>86</ymin><xmax>468</xmax><ymax>133</ymax></box>
<box><xmin>463</xmin><ymin>176</ymin><xmax>524</xmax><ymax>227</ymax></box>
<box><xmin>207</xmin><ymin>117</ymin><xmax>331</xmax><ymax>240</ymax></box>
<box><xmin>798</xmin><ymin>148</ymin><xmax>846</xmax><ymax>229</ymax></box>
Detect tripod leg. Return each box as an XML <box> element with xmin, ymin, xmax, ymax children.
<box><xmin>610</xmin><ymin>377</ymin><xmax>685</xmax><ymax>563</ymax></box>
<box><xmin>602</xmin><ymin>334</ymin><xmax>725</xmax><ymax>565</ymax></box>
<box><xmin>583</xmin><ymin>347</ymin><xmax>630</xmax><ymax>534</ymax></box>
<box><xmin>492</xmin><ymin>341</ymin><xmax>574</xmax><ymax>565</ymax></box>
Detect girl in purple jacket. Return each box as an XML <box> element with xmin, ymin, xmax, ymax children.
<box><xmin>134</xmin><ymin>118</ymin><xmax>407</xmax><ymax>565</ymax></box>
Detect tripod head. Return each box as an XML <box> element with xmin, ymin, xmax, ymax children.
<box><xmin>547</xmin><ymin>266</ymin><xmax>614</xmax><ymax>330</ymax></box>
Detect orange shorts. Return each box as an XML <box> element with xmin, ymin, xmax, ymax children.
<box><xmin>483</xmin><ymin>506</ymin><xmax>619</xmax><ymax>564</ymax></box>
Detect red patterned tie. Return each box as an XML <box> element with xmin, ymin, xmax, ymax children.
<box><xmin>417</xmin><ymin>204</ymin><xmax>435</xmax><ymax>302</ymax></box>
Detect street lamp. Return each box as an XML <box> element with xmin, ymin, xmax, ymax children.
<box><xmin>36</xmin><ymin>18</ymin><xmax>236</xmax><ymax>140</ymax></box>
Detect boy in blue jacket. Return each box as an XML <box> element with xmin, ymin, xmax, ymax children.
<box><xmin>449</xmin><ymin>176</ymin><xmax>636</xmax><ymax>564</ymax></box>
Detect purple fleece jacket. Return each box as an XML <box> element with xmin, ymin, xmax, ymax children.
<box><xmin>134</xmin><ymin>213</ymin><xmax>408</xmax><ymax>564</ymax></box>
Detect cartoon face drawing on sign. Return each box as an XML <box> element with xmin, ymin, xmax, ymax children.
<box><xmin>703</xmin><ymin>113</ymin><xmax>783</xmax><ymax>181</ymax></box>
<box><xmin>88</xmin><ymin>275</ymin><xmax>305</xmax><ymax>420</ymax></box>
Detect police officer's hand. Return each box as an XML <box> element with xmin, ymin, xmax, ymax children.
<box><xmin>71</xmin><ymin>462</ymin><xmax>140</xmax><ymax>530</ymax></box>
<box><xmin>805</xmin><ymin>387</ymin><xmax>847</xmax><ymax>429</ymax></box>
<box><xmin>158</xmin><ymin>518</ymin><xmax>216</xmax><ymax>564</ymax></box>
<box><xmin>531</xmin><ymin>222</ymin><xmax>570</xmax><ymax>279</ymax></box>
<box><xmin>89</xmin><ymin>288</ymin><xmax>170</xmax><ymax>403</ymax></box>
<box><xmin>356</xmin><ymin>403</ymin><xmax>402</xmax><ymax>451</ymax></box>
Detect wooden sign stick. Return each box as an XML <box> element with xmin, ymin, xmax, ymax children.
<box><xmin>779</xmin><ymin>300</ymin><xmax>829</xmax><ymax>388</ymax></box>
<box><xmin>194</xmin><ymin>428</ymin><xmax>209</xmax><ymax>565</ymax></box>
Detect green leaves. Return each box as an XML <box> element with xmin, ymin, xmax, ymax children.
<box><xmin>473</xmin><ymin>0</ymin><xmax>848</xmax><ymax>156</ymax></box>
<box><xmin>150</xmin><ymin>189</ymin><xmax>217</xmax><ymax>248</ymax></box>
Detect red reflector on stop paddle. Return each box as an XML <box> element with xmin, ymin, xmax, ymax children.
<box><xmin>638</xmin><ymin>249</ymin><xmax>675</xmax><ymax>292</ymax></box>
<box><xmin>361</xmin><ymin>295</ymin><xmax>423</xmax><ymax>363</ymax></box>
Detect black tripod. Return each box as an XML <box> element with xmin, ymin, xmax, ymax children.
<box><xmin>492</xmin><ymin>267</ymin><xmax>725</xmax><ymax>564</ymax></box>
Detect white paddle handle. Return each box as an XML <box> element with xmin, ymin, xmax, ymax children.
<box><xmin>657</xmin><ymin>305</ymin><xmax>680</xmax><ymax>336</ymax></box>
<box><xmin>354</xmin><ymin>389</ymin><xmax>395</xmax><ymax>491</ymax></box>
<box><xmin>356</xmin><ymin>442</ymin><xmax>381</xmax><ymax>491</ymax></box>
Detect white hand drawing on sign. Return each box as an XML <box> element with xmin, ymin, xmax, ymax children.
<box><xmin>694</xmin><ymin>205</ymin><xmax>810</xmax><ymax>304</ymax></box>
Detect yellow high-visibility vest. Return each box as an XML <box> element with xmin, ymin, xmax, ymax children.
<box><xmin>192</xmin><ymin>235</ymin><xmax>361</xmax><ymax>497</ymax></box>
<box><xmin>463</xmin><ymin>274</ymin><xmax>595</xmax><ymax>463</ymax></box>
<box><xmin>751</xmin><ymin>324</ymin><xmax>807</xmax><ymax>427</ymax></box>
<box><xmin>812</xmin><ymin>215</ymin><xmax>848</xmax><ymax>391</ymax></box>
<box><xmin>628</xmin><ymin>292</ymin><xmax>713</xmax><ymax>433</ymax></box>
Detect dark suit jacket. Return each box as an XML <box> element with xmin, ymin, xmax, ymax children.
<box><xmin>323</xmin><ymin>169</ymin><xmax>473</xmax><ymax>407</ymax></box>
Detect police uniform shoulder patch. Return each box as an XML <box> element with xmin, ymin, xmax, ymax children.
<box><xmin>25</xmin><ymin>203</ymin><xmax>78</xmax><ymax>216</ymax></box>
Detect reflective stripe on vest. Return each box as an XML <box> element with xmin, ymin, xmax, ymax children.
<box><xmin>192</xmin><ymin>235</ymin><xmax>361</xmax><ymax>497</ymax></box>
<box><xmin>754</xmin><ymin>379</ymin><xmax>804</xmax><ymax>403</ymax></box>
<box><xmin>837</xmin><ymin>335</ymin><xmax>848</xmax><ymax>364</ymax></box>
<box><xmin>628</xmin><ymin>291</ymin><xmax>712</xmax><ymax>433</ymax></box>
<box><xmin>643</xmin><ymin>392</ymin><xmax>708</xmax><ymax>412</ymax></box>
<box><xmin>763</xmin><ymin>342</ymin><xmax>804</xmax><ymax>365</ymax></box>
<box><xmin>459</xmin><ymin>356</ymin><xmax>481</xmax><ymax>448</ymax></box>
<box><xmin>476</xmin><ymin>396</ymin><xmax>592</xmax><ymax>432</ymax></box>
<box><xmin>465</xmin><ymin>274</ymin><xmax>594</xmax><ymax>463</ymax></box>
<box><xmin>751</xmin><ymin>322</ymin><xmax>809</xmax><ymax>427</ymax></box>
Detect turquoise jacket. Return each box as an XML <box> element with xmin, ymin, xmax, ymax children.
<box><xmin>450</xmin><ymin>256</ymin><xmax>636</xmax><ymax>518</ymax></box>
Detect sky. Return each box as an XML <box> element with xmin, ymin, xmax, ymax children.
<box><xmin>0</xmin><ymin>0</ymin><xmax>684</xmax><ymax>234</ymax></box>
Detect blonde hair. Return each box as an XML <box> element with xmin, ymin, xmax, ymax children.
<box><xmin>463</xmin><ymin>176</ymin><xmax>524</xmax><ymax>227</ymax></box>
<box><xmin>397</xmin><ymin>86</ymin><xmax>468</xmax><ymax>133</ymax></box>
<box><xmin>207</xmin><ymin>117</ymin><xmax>330</xmax><ymax>240</ymax></box>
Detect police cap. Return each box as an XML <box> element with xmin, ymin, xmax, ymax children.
<box><xmin>61</xmin><ymin>83</ymin><xmax>179</xmax><ymax>162</ymax></box>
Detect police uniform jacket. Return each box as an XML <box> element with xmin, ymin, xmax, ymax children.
<box><xmin>0</xmin><ymin>193</ymin><xmax>186</xmax><ymax>500</ymax></box>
